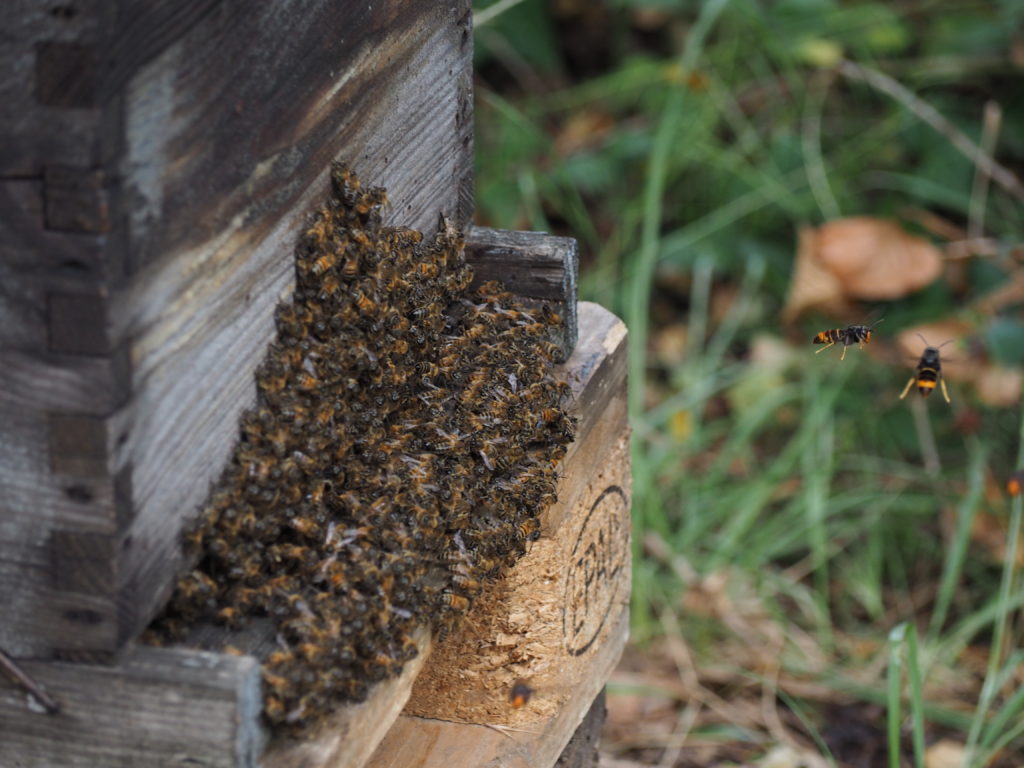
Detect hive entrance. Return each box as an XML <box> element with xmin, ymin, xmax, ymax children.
<box><xmin>148</xmin><ymin>165</ymin><xmax>575</xmax><ymax>732</ymax></box>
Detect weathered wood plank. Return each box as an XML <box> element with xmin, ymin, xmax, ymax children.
<box><xmin>0</xmin><ymin>2</ymin><xmax>103</xmax><ymax>175</ymax></box>
<box><xmin>465</xmin><ymin>226</ymin><xmax>580</xmax><ymax>357</ymax></box>
<box><xmin>554</xmin><ymin>691</ymin><xmax>606</xmax><ymax>768</ymax></box>
<box><xmin>0</xmin><ymin>646</ymin><xmax>263</xmax><ymax>768</ymax></box>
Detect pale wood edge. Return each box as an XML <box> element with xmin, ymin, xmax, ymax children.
<box><xmin>364</xmin><ymin>609</ymin><xmax>629</xmax><ymax>768</ymax></box>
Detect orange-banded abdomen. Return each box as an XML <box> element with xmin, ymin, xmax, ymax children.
<box><xmin>813</xmin><ymin>328</ymin><xmax>844</xmax><ymax>345</ymax></box>
<box><xmin>915</xmin><ymin>366</ymin><xmax>939</xmax><ymax>396</ymax></box>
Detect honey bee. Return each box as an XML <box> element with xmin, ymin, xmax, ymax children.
<box><xmin>264</xmin><ymin>695</ymin><xmax>286</xmax><ymax>723</ymax></box>
<box><xmin>517</xmin><ymin>518</ymin><xmax>541</xmax><ymax>542</ymax></box>
<box><xmin>318</xmin><ymin>275</ymin><xmax>340</xmax><ymax>301</ymax></box>
<box><xmin>439</xmin><ymin>590</ymin><xmax>470</xmax><ymax>612</ymax></box>
<box><xmin>353</xmin><ymin>289</ymin><xmax>376</xmax><ymax>314</ymax></box>
<box><xmin>450</xmin><ymin>574</ymin><xmax>480</xmax><ymax>591</ymax></box>
<box><xmin>342</xmin><ymin>251</ymin><xmax>360</xmax><ymax>279</ymax></box>
<box><xmin>311</xmin><ymin>252</ymin><xmax>337</xmax><ymax>276</ymax></box>
<box><xmin>216</xmin><ymin>606</ymin><xmax>244</xmax><ymax>628</ymax></box>
<box><xmin>540</xmin><ymin>304</ymin><xmax>561</xmax><ymax>326</ymax></box>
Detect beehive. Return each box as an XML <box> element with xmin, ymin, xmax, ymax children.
<box><xmin>0</xmin><ymin>2</ymin><xmax>629</xmax><ymax>765</ymax></box>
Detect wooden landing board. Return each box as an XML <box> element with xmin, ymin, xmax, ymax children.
<box><xmin>0</xmin><ymin>647</ymin><xmax>263</xmax><ymax>768</ymax></box>
<box><xmin>366</xmin><ymin>614</ymin><xmax>627</xmax><ymax>768</ymax></box>
<box><xmin>367</xmin><ymin>302</ymin><xmax>630</xmax><ymax>768</ymax></box>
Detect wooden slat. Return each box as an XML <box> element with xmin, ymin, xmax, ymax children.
<box><xmin>465</xmin><ymin>226</ymin><xmax>580</xmax><ymax>357</ymax></box>
<box><xmin>367</xmin><ymin>615</ymin><xmax>628</xmax><ymax>768</ymax></box>
<box><xmin>0</xmin><ymin>646</ymin><xmax>263</xmax><ymax>768</ymax></box>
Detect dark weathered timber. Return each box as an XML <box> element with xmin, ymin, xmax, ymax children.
<box><xmin>465</xmin><ymin>226</ymin><xmax>579</xmax><ymax>357</ymax></box>
<box><xmin>0</xmin><ymin>646</ymin><xmax>263</xmax><ymax>768</ymax></box>
<box><xmin>555</xmin><ymin>691</ymin><xmax>606</xmax><ymax>768</ymax></box>
<box><xmin>1</xmin><ymin>0</ymin><xmax>475</xmax><ymax>659</ymax></box>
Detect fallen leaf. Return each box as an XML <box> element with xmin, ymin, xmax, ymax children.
<box><xmin>651</xmin><ymin>323</ymin><xmax>688</xmax><ymax>369</ymax></box>
<box><xmin>782</xmin><ymin>226</ymin><xmax>848</xmax><ymax>322</ymax></box>
<box><xmin>974</xmin><ymin>364</ymin><xmax>1023</xmax><ymax>408</ymax></box>
<box><xmin>552</xmin><ymin>109</ymin><xmax>615</xmax><ymax>156</ymax></box>
<box><xmin>925</xmin><ymin>740</ymin><xmax>966</xmax><ymax>768</ymax></box>
<box><xmin>815</xmin><ymin>217</ymin><xmax>943</xmax><ymax>300</ymax></box>
<box><xmin>784</xmin><ymin>218</ymin><xmax>944</xmax><ymax>321</ymax></box>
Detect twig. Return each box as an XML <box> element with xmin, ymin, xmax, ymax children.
<box><xmin>482</xmin><ymin>722</ymin><xmax>537</xmax><ymax>739</ymax></box>
<box><xmin>838</xmin><ymin>60</ymin><xmax>1024</xmax><ymax>201</ymax></box>
<box><xmin>968</xmin><ymin>101</ymin><xmax>1003</xmax><ymax>240</ymax></box>
<box><xmin>0</xmin><ymin>646</ymin><xmax>60</xmax><ymax>714</ymax></box>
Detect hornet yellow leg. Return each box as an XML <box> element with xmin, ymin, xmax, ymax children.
<box><xmin>815</xmin><ymin>342</ymin><xmax>834</xmax><ymax>354</ymax></box>
<box><xmin>940</xmin><ymin>377</ymin><xmax>950</xmax><ymax>404</ymax></box>
<box><xmin>899</xmin><ymin>377</ymin><xmax>915</xmax><ymax>400</ymax></box>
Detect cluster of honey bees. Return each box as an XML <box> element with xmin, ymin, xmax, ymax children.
<box><xmin>148</xmin><ymin>164</ymin><xmax>575</xmax><ymax>731</ymax></box>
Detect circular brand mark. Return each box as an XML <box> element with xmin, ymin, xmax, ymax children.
<box><xmin>561</xmin><ymin>485</ymin><xmax>628</xmax><ymax>656</ymax></box>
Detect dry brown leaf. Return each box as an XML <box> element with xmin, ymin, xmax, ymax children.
<box><xmin>651</xmin><ymin>323</ymin><xmax>688</xmax><ymax>369</ymax></box>
<box><xmin>782</xmin><ymin>226</ymin><xmax>848</xmax><ymax>322</ymax></box>
<box><xmin>925</xmin><ymin>740</ymin><xmax>966</xmax><ymax>768</ymax></box>
<box><xmin>784</xmin><ymin>218</ymin><xmax>944</xmax><ymax>320</ymax></box>
<box><xmin>815</xmin><ymin>217</ymin><xmax>943</xmax><ymax>300</ymax></box>
<box><xmin>974</xmin><ymin>365</ymin><xmax>1023</xmax><ymax>408</ymax></box>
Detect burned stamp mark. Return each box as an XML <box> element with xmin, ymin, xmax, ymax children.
<box><xmin>562</xmin><ymin>485</ymin><xmax>629</xmax><ymax>656</ymax></box>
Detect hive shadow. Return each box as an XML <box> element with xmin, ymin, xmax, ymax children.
<box><xmin>147</xmin><ymin>164</ymin><xmax>576</xmax><ymax>732</ymax></box>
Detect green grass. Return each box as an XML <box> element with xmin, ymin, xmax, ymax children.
<box><xmin>473</xmin><ymin>0</ymin><xmax>1024</xmax><ymax>763</ymax></box>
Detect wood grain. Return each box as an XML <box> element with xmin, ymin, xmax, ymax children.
<box><xmin>0</xmin><ymin>646</ymin><xmax>263</xmax><ymax>768</ymax></box>
<box><xmin>465</xmin><ymin>226</ymin><xmax>579</xmax><ymax>357</ymax></box>
<box><xmin>366</xmin><ymin>614</ymin><xmax>628</xmax><ymax>768</ymax></box>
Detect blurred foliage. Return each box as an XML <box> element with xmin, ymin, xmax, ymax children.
<box><xmin>473</xmin><ymin>0</ymin><xmax>1024</xmax><ymax>764</ymax></box>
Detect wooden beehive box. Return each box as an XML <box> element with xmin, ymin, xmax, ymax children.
<box><xmin>1</xmin><ymin>0</ymin><xmax>473</xmax><ymax>663</ymax></box>
<box><xmin>0</xmin><ymin>3</ymin><xmax>630</xmax><ymax>766</ymax></box>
